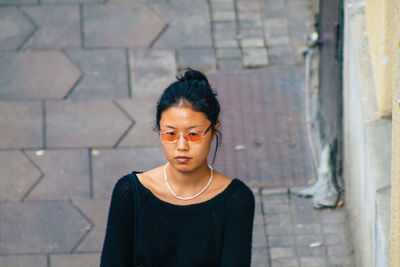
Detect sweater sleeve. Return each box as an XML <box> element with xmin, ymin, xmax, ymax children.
<box><xmin>100</xmin><ymin>175</ymin><xmax>134</xmax><ymax>267</ymax></box>
<box><xmin>220</xmin><ymin>187</ymin><xmax>255</xmax><ymax>267</ymax></box>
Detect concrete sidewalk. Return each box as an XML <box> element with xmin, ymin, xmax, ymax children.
<box><xmin>0</xmin><ymin>0</ymin><xmax>354</xmax><ymax>266</ymax></box>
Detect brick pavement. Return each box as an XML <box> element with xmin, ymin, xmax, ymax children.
<box><xmin>0</xmin><ymin>0</ymin><xmax>355</xmax><ymax>266</ymax></box>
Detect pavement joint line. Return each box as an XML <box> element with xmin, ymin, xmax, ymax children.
<box><xmin>125</xmin><ymin>48</ymin><xmax>132</xmax><ymax>98</ymax></box>
<box><xmin>258</xmin><ymin>189</ymin><xmax>272</xmax><ymax>267</ymax></box>
<box><xmin>68</xmin><ymin>199</ymin><xmax>95</xmax><ymax>253</ymax></box>
<box><xmin>288</xmin><ymin>193</ymin><xmax>302</xmax><ymax>264</ymax></box>
<box><xmin>60</xmin><ymin>49</ymin><xmax>84</xmax><ymax>100</ymax></box>
<box><xmin>148</xmin><ymin>23</ymin><xmax>169</xmax><ymax>49</ymax></box>
<box><xmin>80</xmin><ymin>4</ymin><xmax>85</xmax><ymax>49</ymax></box>
<box><xmin>88</xmin><ymin>148</ymin><xmax>94</xmax><ymax>199</ymax></box>
<box><xmin>111</xmin><ymin>100</ymin><xmax>136</xmax><ymax>148</ymax></box>
<box><xmin>16</xmin><ymin>6</ymin><xmax>39</xmax><ymax>51</ymax></box>
<box><xmin>20</xmin><ymin>149</ymin><xmax>45</xmax><ymax>202</ymax></box>
<box><xmin>42</xmin><ymin>100</ymin><xmax>47</xmax><ymax>149</ymax></box>
<box><xmin>207</xmin><ymin>0</ymin><xmax>217</xmax><ymax>66</ymax></box>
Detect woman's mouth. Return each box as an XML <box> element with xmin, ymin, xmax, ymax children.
<box><xmin>175</xmin><ymin>156</ymin><xmax>191</xmax><ymax>163</ymax></box>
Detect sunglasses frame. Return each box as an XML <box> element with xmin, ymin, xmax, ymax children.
<box><xmin>159</xmin><ymin>124</ymin><xmax>212</xmax><ymax>144</ymax></box>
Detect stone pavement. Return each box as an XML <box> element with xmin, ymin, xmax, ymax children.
<box><xmin>0</xmin><ymin>0</ymin><xmax>355</xmax><ymax>266</ymax></box>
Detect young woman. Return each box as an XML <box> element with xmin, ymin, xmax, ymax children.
<box><xmin>100</xmin><ymin>69</ymin><xmax>255</xmax><ymax>267</ymax></box>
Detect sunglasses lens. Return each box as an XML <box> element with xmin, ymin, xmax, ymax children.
<box><xmin>186</xmin><ymin>133</ymin><xmax>202</xmax><ymax>143</ymax></box>
<box><xmin>161</xmin><ymin>132</ymin><xmax>178</xmax><ymax>142</ymax></box>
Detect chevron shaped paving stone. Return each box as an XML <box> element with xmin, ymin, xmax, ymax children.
<box><xmin>130</xmin><ymin>48</ymin><xmax>176</xmax><ymax>100</ymax></box>
<box><xmin>0</xmin><ymin>0</ymin><xmax>36</xmax><ymax>3</ymax></box>
<box><xmin>84</xmin><ymin>4</ymin><xmax>166</xmax><ymax>48</ymax></box>
<box><xmin>0</xmin><ymin>255</ymin><xmax>47</xmax><ymax>267</ymax></box>
<box><xmin>0</xmin><ymin>51</ymin><xmax>81</xmax><ymax>100</ymax></box>
<box><xmin>64</xmin><ymin>49</ymin><xmax>129</xmax><ymax>100</ymax></box>
<box><xmin>50</xmin><ymin>253</ymin><xmax>100</xmax><ymax>267</ymax></box>
<box><xmin>151</xmin><ymin>0</ymin><xmax>212</xmax><ymax>48</ymax></box>
<box><xmin>21</xmin><ymin>6</ymin><xmax>80</xmax><ymax>49</ymax></box>
<box><xmin>0</xmin><ymin>101</ymin><xmax>42</xmax><ymax>149</ymax></box>
<box><xmin>24</xmin><ymin>149</ymin><xmax>90</xmax><ymax>200</ymax></box>
<box><xmin>116</xmin><ymin>98</ymin><xmax>160</xmax><ymax>147</ymax></box>
<box><xmin>0</xmin><ymin>151</ymin><xmax>41</xmax><ymax>201</ymax></box>
<box><xmin>72</xmin><ymin>198</ymin><xmax>109</xmax><ymax>252</ymax></box>
<box><xmin>0</xmin><ymin>201</ymin><xmax>90</xmax><ymax>254</ymax></box>
<box><xmin>0</xmin><ymin>7</ymin><xmax>35</xmax><ymax>50</ymax></box>
<box><xmin>92</xmin><ymin>147</ymin><xmax>165</xmax><ymax>198</ymax></box>
<box><xmin>46</xmin><ymin>100</ymin><xmax>132</xmax><ymax>148</ymax></box>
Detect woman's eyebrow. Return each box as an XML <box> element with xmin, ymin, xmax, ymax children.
<box><xmin>163</xmin><ymin>125</ymin><xmax>203</xmax><ymax>129</ymax></box>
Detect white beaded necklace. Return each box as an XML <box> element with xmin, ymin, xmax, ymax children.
<box><xmin>164</xmin><ymin>162</ymin><xmax>213</xmax><ymax>201</ymax></box>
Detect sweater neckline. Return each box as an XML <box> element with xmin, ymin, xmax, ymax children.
<box><xmin>131</xmin><ymin>171</ymin><xmax>239</xmax><ymax>212</ymax></box>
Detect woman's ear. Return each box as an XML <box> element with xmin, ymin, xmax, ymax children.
<box><xmin>212</xmin><ymin>122</ymin><xmax>221</xmax><ymax>139</ymax></box>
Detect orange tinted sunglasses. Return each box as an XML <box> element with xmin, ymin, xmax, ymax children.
<box><xmin>159</xmin><ymin>124</ymin><xmax>212</xmax><ymax>143</ymax></box>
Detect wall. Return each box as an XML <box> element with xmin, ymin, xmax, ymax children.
<box><xmin>343</xmin><ymin>0</ymin><xmax>392</xmax><ymax>266</ymax></box>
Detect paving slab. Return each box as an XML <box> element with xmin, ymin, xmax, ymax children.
<box><xmin>22</xmin><ymin>6</ymin><xmax>80</xmax><ymax>49</ymax></box>
<box><xmin>268</xmin><ymin>235</ymin><xmax>296</xmax><ymax>247</ymax></box>
<box><xmin>242</xmin><ymin>48</ymin><xmax>268</xmax><ymax>67</ymax></box>
<box><xmin>0</xmin><ymin>7</ymin><xmax>35</xmax><ymax>50</ymax></box>
<box><xmin>46</xmin><ymin>100</ymin><xmax>132</xmax><ymax>148</ymax></box>
<box><xmin>65</xmin><ymin>49</ymin><xmax>129</xmax><ymax>100</ymax></box>
<box><xmin>297</xmin><ymin>246</ymin><xmax>325</xmax><ymax>257</ymax></box>
<box><xmin>43</xmin><ymin>0</ymin><xmax>101</xmax><ymax>3</ymax></box>
<box><xmin>50</xmin><ymin>253</ymin><xmax>100</xmax><ymax>267</ymax></box>
<box><xmin>212</xmin><ymin>10</ymin><xmax>236</xmax><ymax>21</ymax></box>
<box><xmin>216</xmin><ymin>48</ymin><xmax>241</xmax><ymax>59</ymax></box>
<box><xmin>213</xmin><ymin>21</ymin><xmax>238</xmax><ymax>48</ymax></box>
<box><xmin>24</xmin><ymin>149</ymin><xmax>90</xmax><ymax>200</ymax></box>
<box><xmin>251</xmin><ymin>247</ymin><xmax>269</xmax><ymax>267</ymax></box>
<box><xmin>84</xmin><ymin>4</ymin><xmax>166</xmax><ymax>48</ymax></box>
<box><xmin>71</xmin><ymin>198</ymin><xmax>109</xmax><ymax>252</ymax></box>
<box><xmin>0</xmin><ymin>101</ymin><xmax>42</xmax><ymax>149</ymax></box>
<box><xmin>178</xmin><ymin>48</ymin><xmax>216</xmax><ymax>71</ymax></box>
<box><xmin>116</xmin><ymin>98</ymin><xmax>160</xmax><ymax>147</ymax></box>
<box><xmin>0</xmin><ymin>151</ymin><xmax>42</xmax><ymax>201</ymax></box>
<box><xmin>0</xmin><ymin>51</ymin><xmax>81</xmax><ymax>100</ymax></box>
<box><xmin>151</xmin><ymin>0</ymin><xmax>212</xmax><ymax>48</ymax></box>
<box><xmin>270</xmin><ymin>247</ymin><xmax>296</xmax><ymax>259</ymax></box>
<box><xmin>217</xmin><ymin>59</ymin><xmax>243</xmax><ymax>70</ymax></box>
<box><xmin>92</xmin><ymin>147</ymin><xmax>165</xmax><ymax>198</ymax></box>
<box><xmin>0</xmin><ymin>0</ymin><xmax>36</xmax><ymax>3</ymax></box>
<box><xmin>252</xmin><ymin>223</ymin><xmax>267</xmax><ymax>247</ymax></box>
<box><xmin>270</xmin><ymin>257</ymin><xmax>298</xmax><ymax>266</ymax></box>
<box><xmin>0</xmin><ymin>201</ymin><xmax>90</xmax><ymax>254</ymax></box>
<box><xmin>267</xmin><ymin>45</ymin><xmax>298</xmax><ymax>66</ymax></box>
<box><xmin>129</xmin><ymin>48</ymin><xmax>176</xmax><ymax>100</ymax></box>
<box><xmin>0</xmin><ymin>255</ymin><xmax>47</xmax><ymax>267</ymax></box>
<box><xmin>211</xmin><ymin>68</ymin><xmax>311</xmax><ymax>186</ymax></box>
<box><xmin>237</xmin><ymin>27</ymin><xmax>264</xmax><ymax>39</ymax></box>
<box><xmin>299</xmin><ymin>256</ymin><xmax>327</xmax><ymax>266</ymax></box>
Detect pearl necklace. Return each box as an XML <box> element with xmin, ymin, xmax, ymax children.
<box><xmin>164</xmin><ymin>162</ymin><xmax>213</xmax><ymax>200</ymax></box>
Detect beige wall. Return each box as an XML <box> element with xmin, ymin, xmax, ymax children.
<box><xmin>365</xmin><ymin>0</ymin><xmax>393</xmax><ymax>116</ymax></box>
<box><xmin>388</xmin><ymin>0</ymin><xmax>400</xmax><ymax>264</ymax></box>
<box><xmin>365</xmin><ymin>0</ymin><xmax>400</xmax><ymax>265</ymax></box>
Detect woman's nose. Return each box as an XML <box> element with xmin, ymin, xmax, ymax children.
<box><xmin>176</xmin><ymin>134</ymin><xmax>189</xmax><ymax>150</ymax></box>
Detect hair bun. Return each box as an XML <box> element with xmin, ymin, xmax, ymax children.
<box><xmin>179</xmin><ymin>68</ymin><xmax>210</xmax><ymax>86</ymax></box>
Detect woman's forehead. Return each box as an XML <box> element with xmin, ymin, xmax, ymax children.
<box><xmin>160</xmin><ymin>106</ymin><xmax>209</xmax><ymax>126</ymax></box>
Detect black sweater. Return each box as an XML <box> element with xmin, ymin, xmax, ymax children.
<box><xmin>100</xmin><ymin>172</ymin><xmax>255</xmax><ymax>267</ymax></box>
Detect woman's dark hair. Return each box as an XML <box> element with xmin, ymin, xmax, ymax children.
<box><xmin>155</xmin><ymin>68</ymin><xmax>221</xmax><ymax>165</ymax></box>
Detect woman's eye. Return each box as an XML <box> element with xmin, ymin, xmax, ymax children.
<box><xmin>165</xmin><ymin>132</ymin><xmax>175</xmax><ymax>136</ymax></box>
<box><xmin>188</xmin><ymin>132</ymin><xmax>200</xmax><ymax>136</ymax></box>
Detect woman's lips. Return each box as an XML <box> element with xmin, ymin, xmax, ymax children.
<box><xmin>175</xmin><ymin>156</ymin><xmax>191</xmax><ymax>163</ymax></box>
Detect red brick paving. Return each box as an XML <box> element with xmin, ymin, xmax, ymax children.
<box><xmin>208</xmin><ymin>68</ymin><xmax>314</xmax><ymax>187</ymax></box>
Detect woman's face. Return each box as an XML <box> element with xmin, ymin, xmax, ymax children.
<box><xmin>159</xmin><ymin>105</ymin><xmax>218</xmax><ymax>173</ymax></box>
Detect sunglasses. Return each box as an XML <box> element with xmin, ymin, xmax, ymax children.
<box><xmin>159</xmin><ymin>124</ymin><xmax>212</xmax><ymax>143</ymax></box>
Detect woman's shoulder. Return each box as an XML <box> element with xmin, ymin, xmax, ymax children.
<box><xmin>226</xmin><ymin>178</ymin><xmax>255</xmax><ymax>205</ymax></box>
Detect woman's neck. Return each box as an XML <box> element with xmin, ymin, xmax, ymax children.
<box><xmin>165</xmin><ymin>162</ymin><xmax>212</xmax><ymax>194</ymax></box>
